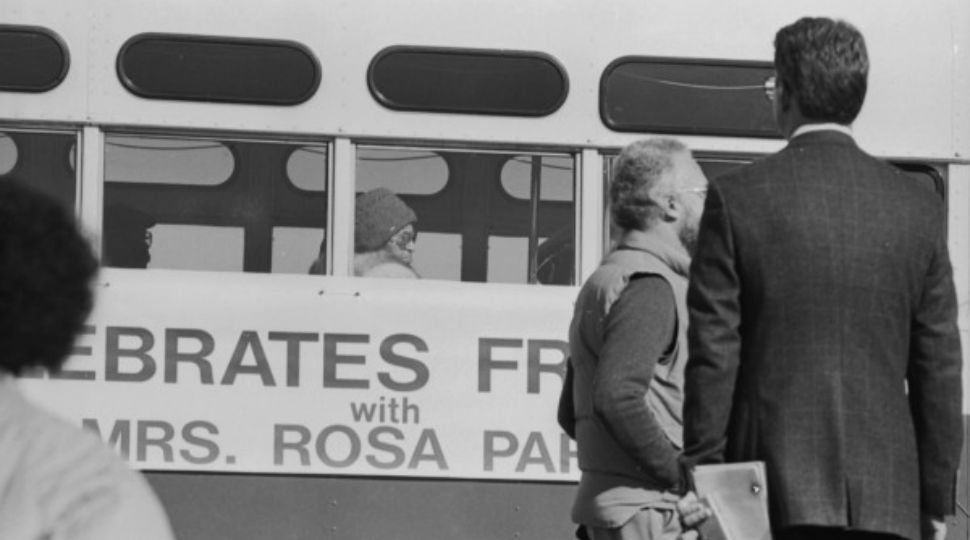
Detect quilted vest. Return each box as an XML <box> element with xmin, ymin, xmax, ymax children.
<box><xmin>570</xmin><ymin>242</ymin><xmax>688</xmax><ymax>487</ymax></box>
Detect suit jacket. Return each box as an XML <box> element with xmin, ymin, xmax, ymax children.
<box><xmin>682</xmin><ymin>130</ymin><xmax>962</xmax><ymax>539</ymax></box>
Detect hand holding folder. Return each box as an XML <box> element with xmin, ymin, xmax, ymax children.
<box><xmin>689</xmin><ymin>461</ymin><xmax>772</xmax><ymax>540</ymax></box>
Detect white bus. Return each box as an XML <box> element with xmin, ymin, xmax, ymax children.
<box><xmin>2</xmin><ymin>0</ymin><xmax>968</xmax><ymax>537</ymax></box>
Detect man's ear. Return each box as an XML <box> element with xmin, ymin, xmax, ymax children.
<box><xmin>661</xmin><ymin>193</ymin><xmax>682</xmax><ymax>223</ymax></box>
<box><xmin>780</xmin><ymin>82</ymin><xmax>793</xmax><ymax>112</ymax></box>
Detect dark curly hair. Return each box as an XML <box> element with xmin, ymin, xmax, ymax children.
<box><xmin>610</xmin><ymin>138</ymin><xmax>687</xmax><ymax>231</ymax></box>
<box><xmin>0</xmin><ymin>181</ymin><xmax>97</xmax><ymax>375</ymax></box>
<box><xmin>774</xmin><ymin>17</ymin><xmax>868</xmax><ymax>124</ymax></box>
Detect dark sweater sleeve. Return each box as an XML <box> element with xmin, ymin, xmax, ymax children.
<box><xmin>593</xmin><ymin>273</ymin><xmax>680</xmax><ymax>486</ymax></box>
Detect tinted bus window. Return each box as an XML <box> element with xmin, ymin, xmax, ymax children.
<box><xmin>601</xmin><ymin>57</ymin><xmax>779</xmax><ymax>138</ymax></box>
<box><xmin>894</xmin><ymin>163</ymin><xmax>945</xmax><ymax>200</ymax></box>
<box><xmin>355</xmin><ymin>147</ymin><xmax>575</xmax><ymax>284</ymax></box>
<box><xmin>0</xmin><ymin>130</ymin><xmax>76</xmax><ymax>211</ymax></box>
<box><xmin>0</xmin><ymin>25</ymin><xmax>69</xmax><ymax>92</ymax></box>
<box><xmin>118</xmin><ymin>34</ymin><xmax>320</xmax><ymax>105</ymax></box>
<box><xmin>103</xmin><ymin>134</ymin><xmax>327</xmax><ymax>272</ymax></box>
<box><xmin>368</xmin><ymin>47</ymin><xmax>568</xmax><ymax>116</ymax></box>
<box><xmin>287</xmin><ymin>146</ymin><xmax>328</xmax><ymax>192</ymax></box>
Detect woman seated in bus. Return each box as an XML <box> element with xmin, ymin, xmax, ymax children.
<box><xmin>353</xmin><ymin>187</ymin><xmax>419</xmax><ymax>278</ymax></box>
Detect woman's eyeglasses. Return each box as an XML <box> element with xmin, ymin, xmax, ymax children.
<box><xmin>390</xmin><ymin>229</ymin><xmax>417</xmax><ymax>250</ymax></box>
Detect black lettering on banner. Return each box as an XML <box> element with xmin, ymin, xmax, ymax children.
<box><xmin>483</xmin><ymin>430</ymin><xmax>517</xmax><ymax>471</ymax></box>
<box><xmin>349</xmin><ymin>396</ymin><xmax>420</xmax><ymax>424</ymax></box>
<box><xmin>137</xmin><ymin>420</ymin><xmax>175</xmax><ymax>462</ymax></box>
<box><xmin>323</xmin><ymin>334</ymin><xmax>369</xmax><ymax>389</ymax></box>
<box><xmin>315</xmin><ymin>425</ymin><xmax>361</xmax><ymax>467</ymax></box>
<box><xmin>409</xmin><ymin>429</ymin><xmax>448</xmax><ymax>470</ymax></box>
<box><xmin>268</xmin><ymin>332</ymin><xmax>319</xmax><ymax>387</ymax></box>
<box><xmin>478</xmin><ymin>338</ymin><xmax>522</xmax><ymax>392</ymax></box>
<box><xmin>526</xmin><ymin>339</ymin><xmax>569</xmax><ymax>394</ymax></box>
<box><xmin>377</xmin><ymin>334</ymin><xmax>429</xmax><ymax>391</ymax></box>
<box><xmin>273</xmin><ymin>424</ymin><xmax>448</xmax><ymax>471</ymax></box>
<box><xmin>180</xmin><ymin>420</ymin><xmax>220</xmax><ymax>464</ymax></box>
<box><xmin>367</xmin><ymin>426</ymin><xmax>406</xmax><ymax>469</ymax></box>
<box><xmin>560</xmin><ymin>432</ymin><xmax>577</xmax><ymax>474</ymax></box>
<box><xmin>165</xmin><ymin>328</ymin><xmax>215</xmax><ymax>384</ymax></box>
<box><xmin>483</xmin><ymin>430</ymin><xmax>573</xmax><ymax>474</ymax></box>
<box><xmin>221</xmin><ymin>330</ymin><xmax>275</xmax><ymax>386</ymax></box>
<box><xmin>518</xmin><ymin>432</ymin><xmax>555</xmax><ymax>473</ymax></box>
<box><xmin>274</xmin><ymin>424</ymin><xmax>311</xmax><ymax>465</ymax></box>
<box><xmin>84</xmin><ymin>417</ymin><xmax>132</xmax><ymax>458</ymax></box>
<box><xmin>54</xmin><ymin>325</ymin><xmax>97</xmax><ymax>380</ymax></box>
<box><xmin>105</xmin><ymin>326</ymin><xmax>156</xmax><ymax>382</ymax></box>
<box><xmin>85</xmin><ymin>418</ymin><xmax>224</xmax><ymax>466</ymax></box>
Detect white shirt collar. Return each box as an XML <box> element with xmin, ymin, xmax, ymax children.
<box><xmin>790</xmin><ymin>122</ymin><xmax>854</xmax><ymax>140</ymax></box>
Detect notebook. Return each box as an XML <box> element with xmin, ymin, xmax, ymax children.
<box><xmin>691</xmin><ymin>461</ymin><xmax>772</xmax><ymax>540</ymax></box>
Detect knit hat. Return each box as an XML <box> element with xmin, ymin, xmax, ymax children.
<box><xmin>354</xmin><ymin>188</ymin><xmax>417</xmax><ymax>252</ymax></box>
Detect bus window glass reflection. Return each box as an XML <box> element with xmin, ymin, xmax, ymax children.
<box><xmin>355</xmin><ymin>146</ymin><xmax>576</xmax><ymax>284</ymax></box>
<box><xmin>0</xmin><ymin>130</ymin><xmax>76</xmax><ymax>212</ymax></box>
<box><xmin>102</xmin><ymin>134</ymin><xmax>328</xmax><ymax>273</ymax></box>
<box><xmin>0</xmin><ymin>134</ymin><xmax>17</xmax><ymax>175</ymax></box>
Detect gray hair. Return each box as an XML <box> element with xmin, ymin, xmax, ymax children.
<box><xmin>610</xmin><ymin>138</ymin><xmax>688</xmax><ymax>231</ymax></box>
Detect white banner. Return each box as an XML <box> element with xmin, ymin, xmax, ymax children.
<box><xmin>20</xmin><ymin>269</ymin><xmax>580</xmax><ymax>482</ymax></box>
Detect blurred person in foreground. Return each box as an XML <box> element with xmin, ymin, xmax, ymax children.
<box><xmin>679</xmin><ymin>17</ymin><xmax>961</xmax><ymax>540</ymax></box>
<box><xmin>0</xmin><ymin>181</ymin><xmax>175</xmax><ymax>539</ymax></box>
<box><xmin>559</xmin><ymin>137</ymin><xmax>707</xmax><ymax>539</ymax></box>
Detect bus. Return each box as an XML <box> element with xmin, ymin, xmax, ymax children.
<box><xmin>2</xmin><ymin>0</ymin><xmax>968</xmax><ymax>538</ymax></box>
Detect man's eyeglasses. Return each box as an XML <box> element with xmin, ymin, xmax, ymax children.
<box><xmin>764</xmin><ymin>75</ymin><xmax>777</xmax><ymax>103</ymax></box>
<box><xmin>680</xmin><ymin>187</ymin><xmax>708</xmax><ymax>199</ymax></box>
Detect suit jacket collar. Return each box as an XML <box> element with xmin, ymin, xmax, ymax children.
<box><xmin>791</xmin><ymin>122</ymin><xmax>853</xmax><ymax>139</ymax></box>
<box><xmin>785</xmin><ymin>128</ymin><xmax>858</xmax><ymax>151</ymax></box>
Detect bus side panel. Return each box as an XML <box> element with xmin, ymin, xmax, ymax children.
<box><xmin>146</xmin><ymin>473</ymin><xmax>576</xmax><ymax>540</ymax></box>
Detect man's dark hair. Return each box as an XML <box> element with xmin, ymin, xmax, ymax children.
<box><xmin>774</xmin><ymin>17</ymin><xmax>868</xmax><ymax>124</ymax></box>
<box><xmin>0</xmin><ymin>181</ymin><xmax>98</xmax><ymax>374</ymax></box>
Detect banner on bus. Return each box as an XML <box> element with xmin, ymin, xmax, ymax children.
<box><xmin>20</xmin><ymin>269</ymin><xmax>580</xmax><ymax>482</ymax></box>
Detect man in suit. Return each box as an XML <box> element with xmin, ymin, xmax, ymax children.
<box><xmin>679</xmin><ymin>17</ymin><xmax>962</xmax><ymax>540</ymax></box>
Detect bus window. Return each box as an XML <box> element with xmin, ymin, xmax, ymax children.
<box><xmin>117</xmin><ymin>33</ymin><xmax>320</xmax><ymax>105</ymax></box>
<box><xmin>368</xmin><ymin>46</ymin><xmax>568</xmax><ymax>117</ymax></box>
<box><xmin>103</xmin><ymin>134</ymin><xmax>328</xmax><ymax>272</ymax></box>
<box><xmin>0</xmin><ymin>25</ymin><xmax>69</xmax><ymax>92</ymax></box>
<box><xmin>355</xmin><ymin>147</ymin><xmax>576</xmax><ymax>284</ymax></box>
<box><xmin>0</xmin><ymin>130</ymin><xmax>76</xmax><ymax>211</ymax></box>
<box><xmin>600</xmin><ymin>57</ymin><xmax>779</xmax><ymax>138</ymax></box>
<box><xmin>894</xmin><ymin>163</ymin><xmax>945</xmax><ymax>200</ymax></box>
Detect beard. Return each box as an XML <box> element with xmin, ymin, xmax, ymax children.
<box><xmin>679</xmin><ymin>224</ymin><xmax>698</xmax><ymax>257</ymax></box>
